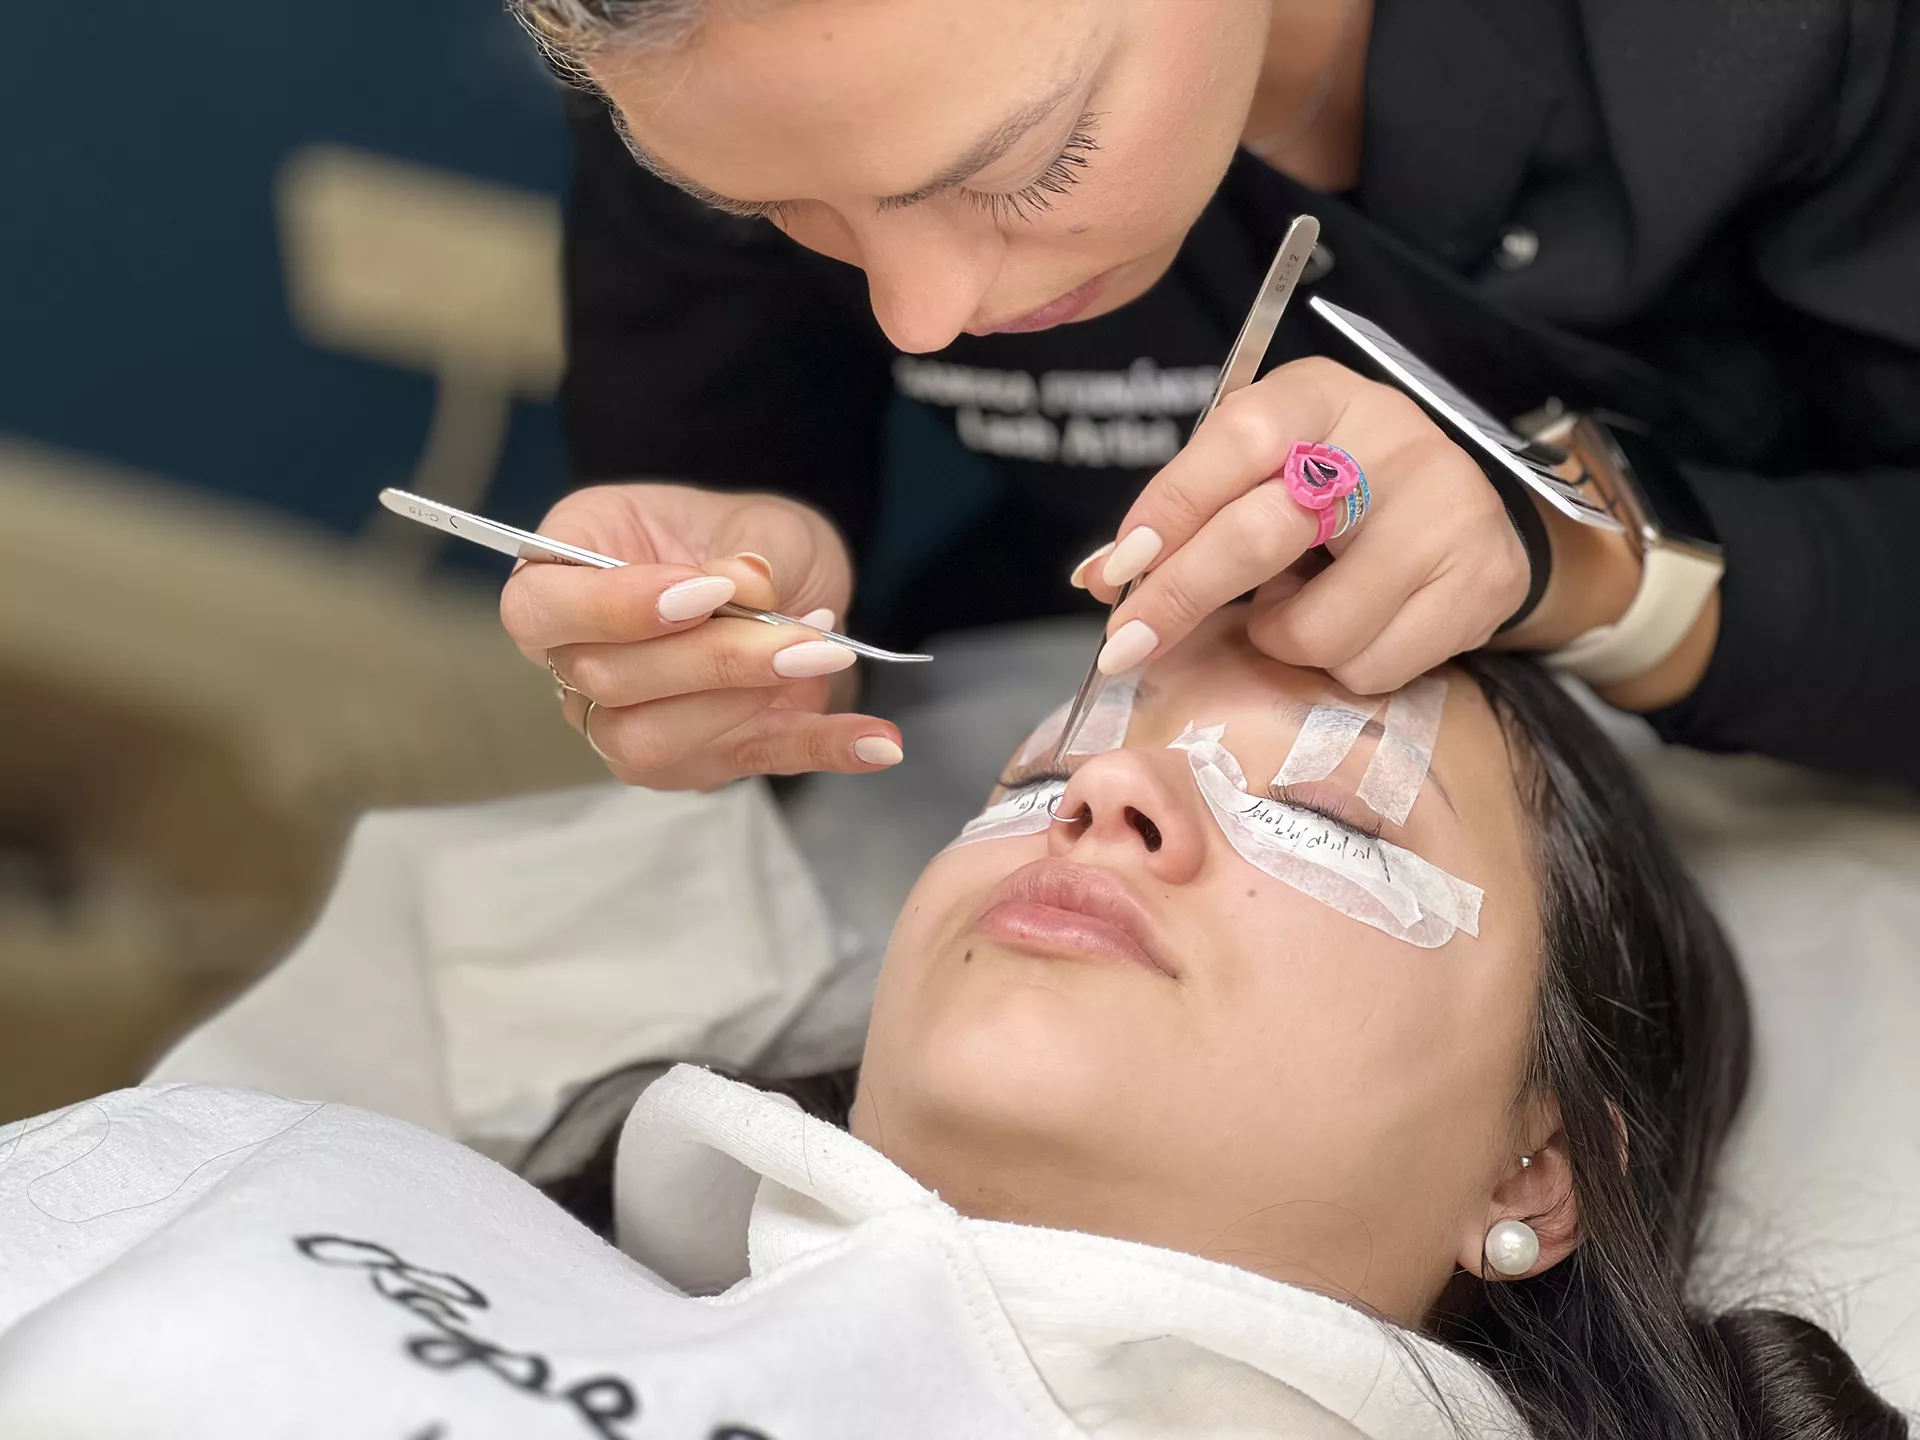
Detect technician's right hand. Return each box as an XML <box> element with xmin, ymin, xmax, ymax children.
<box><xmin>500</xmin><ymin>483</ymin><xmax>904</xmax><ymax>790</ymax></box>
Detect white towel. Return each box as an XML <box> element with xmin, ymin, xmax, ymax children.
<box><xmin>0</xmin><ymin>1074</ymin><xmax>1523</xmax><ymax>1438</ymax></box>
<box><xmin>148</xmin><ymin>781</ymin><xmax>839</xmax><ymax>1148</ymax></box>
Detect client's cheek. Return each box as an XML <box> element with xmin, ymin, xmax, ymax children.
<box><xmin>882</xmin><ymin>848</ymin><xmax>1024</xmax><ymax>972</ymax></box>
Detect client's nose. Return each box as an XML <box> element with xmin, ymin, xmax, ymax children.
<box><xmin>1049</xmin><ymin>750</ymin><xmax>1207</xmax><ymax>884</ymax></box>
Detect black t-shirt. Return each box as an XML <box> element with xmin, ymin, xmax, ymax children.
<box><xmin>561</xmin><ymin>0</ymin><xmax>1920</xmax><ymax>785</ymax></box>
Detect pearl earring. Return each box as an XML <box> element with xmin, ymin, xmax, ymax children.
<box><xmin>1484</xmin><ymin>1219</ymin><xmax>1540</xmax><ymax>1277</ymax></box>
<box><xmin>1519</xmin><ymin>1155</ymin><xmax>1532</xmax><ymax>1169</ymax></box>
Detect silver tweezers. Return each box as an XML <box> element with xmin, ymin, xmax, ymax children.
<box><xmin>378</xmin><ymin>488</ymin><xmax>933</xmax><ymax>664</ymax></box>
<box><xmin>1050</xmin><ymin>213</ymin><xmax>1322</xmax><ymax>761</ymax></box>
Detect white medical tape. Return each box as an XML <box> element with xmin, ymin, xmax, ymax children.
<box><xmin>954</xmin><ymin>669</ymin><xmax>1143</xmax><ymax>850</ymax></box>
<box><xmin>1067</xmin><ymin>667</ymin><xmax>1142</xmax><ymax>757</ymax></box>
<box><xmin>1272</xmin><ymin>696</ymin><xmax>1378</xmax><ymax>786</ymax></box>
<box><xmin>1355</xmin><ymin>674</ymin><xmax>1447</xmax><ymax>827</ymax></box>
<box><xmin>1015</xmin><ymin>702</ymin><xmax>1070</xmax><ymax>767</ymax></box>
<box><xmin>945</xmin><ymin>778</ymin><xmax>1069</xmax><ymax>849</ymax></box>
<box><xmin>1011</xmin><ymin>667</ymin><xmax>1141</xmax><ymax>767</ymax></box>
<box><xmin>1171</xmin><ymin>724</ymin><xmax>1482</xmax><ymax>949</ymax></box>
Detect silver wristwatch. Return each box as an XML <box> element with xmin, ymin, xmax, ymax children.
<box><xmin>1536</xmin><ymin>413</ymin><xmax>1725</xmax><ymax>687</ymax></box>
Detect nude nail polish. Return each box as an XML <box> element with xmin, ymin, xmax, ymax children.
<box><xmin>1069</xmin><ymin>543</ymin><xmax>1116</xmax><ymax>590</ymax></box>
<box><xmin>1097</xmin><ymin>619</ymin><xmax>1158</xmax><ymax>675</ymax></box>
<box><xmin>773</xmin><ymin>640</ymin><xmax>857</xmax><ymax>679</ymax></box>
<box><xmin>1100</xmin><ymin>527</ymin><xmax>1164</xmax><ymax>588</ymax></box>
<box><xmin>798</xmin><ymin>607</ymin><xmax>837</xmax><ymax>631</ymax></box>
<box><xmin>853</xmin><ymin>735</ymin><xmax>903</xmax><ymax>767</ymax></box>
<box><xmin>657</xmin><ymin>575</ymin><xmax>737</xmax><ymax>623</ymax></box>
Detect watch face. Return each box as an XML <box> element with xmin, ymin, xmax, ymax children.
<box><xmin>1603</xmin><ymin>422</ymin><xmax>1720</xmax><ymax>549</ymax></box>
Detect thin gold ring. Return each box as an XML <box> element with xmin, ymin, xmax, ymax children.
<box><xmin>581</xmin><ymin>699</ymin><xmax>617</xmax><ymax>765</ymax></box>
<box><xmin>547</xmin><ymin>653</ymin><xmax>583</xmax><ymax>703</ymax></box>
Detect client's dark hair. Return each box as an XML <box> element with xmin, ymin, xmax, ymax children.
<box><xmin>535</xmin><ymin>653</ymin><xmax>1906</xmax><ymax>1440</ymax></box>
<box><xmin>1438</xmin><ymin>652</ymin><xmax>1905</xmax><ymax>1439</ymax></box>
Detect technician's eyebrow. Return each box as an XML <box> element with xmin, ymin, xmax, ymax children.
<box><xmin>1270</xmin><ymin>698</ymin><xmax>1459</xmax><ymax>818</ymax></box>
<box><xmin>609</xmin><ymin>110</ymin><xmax>778</xmax><ymax>217</ymax></box>
<box><xmin>607</xmin><ymin>67</ymin><xmax>1088</xmax><ymax>217</ymax></box>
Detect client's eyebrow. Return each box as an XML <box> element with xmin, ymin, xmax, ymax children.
<box><xmin>612</xmin><ymin>67</ymin><xmax>1087</xmax><ymax>217</ymax></box>
<box><xmin>1270</xmin><ymin>698</ymin><xmax>1458</xmax><ymax>818</ymax></box>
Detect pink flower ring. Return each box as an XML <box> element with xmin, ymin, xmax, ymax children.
<box><xmin>1277</xmin><ymin>442</ymin><xmax>1365</xmax><ymax>546</ymax></box>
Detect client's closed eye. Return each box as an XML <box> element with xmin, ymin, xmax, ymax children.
<box><xmin>1268</xmin><ymin>783</ymin><xmax>1384</xmax><ymax>841</ymax></box>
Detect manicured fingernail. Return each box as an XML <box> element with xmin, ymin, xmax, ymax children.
<box><xmin>772</xmin><ymin>640</ymin><xmax>857</xmax><ymax>679</ymax></box>
<box><xmin>853</xmin><ymin>735</ymin><xmax>903</xmax><ymax>767</ymax></box>
<box><xmin>1097</xmin><ymin>619</ymin><xmax>1158</xmax><ymax>675</ymax></box>
<box><xmin>798</xmin><ymin>607</ymin><xmax>836</xmax><ymax>631</ymax></box>
<box><xmin>729</xmin><ymin>551</ymin><xmax>775</xmax><ymax>581</ymax></box>
<box><xmin>1069</xmin><ymin>543</ymin><xmax>1115</xmax><ymax>590</ymax></box>
<box><xmin>657</xmin><ymin>575</ymin><xmax>737</xmax><ymax>623</ymax></box>
<box><xmin>1100</xmin><ymin>527</ymin><xmax>1163</xmax><ymax>587</ymax></box>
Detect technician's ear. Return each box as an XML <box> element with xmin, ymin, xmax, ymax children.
<box><xmin>1456</xmin><ymin>1110</ymin><xmax>1581</xmax><ymax>1282</ymax></box>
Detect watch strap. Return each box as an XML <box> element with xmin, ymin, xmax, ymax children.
<box><xmin>1545</xmin><ymin>543</ymin><xmax>1723</xmax><ymax>686</ymax></box>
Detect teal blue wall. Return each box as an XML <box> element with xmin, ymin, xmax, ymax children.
<box><xmin>0</xmin><ymin>3</ymin><xmax>572</xmax><ymax>533</ymax></box>
<box><xmin>0</xmin><ymin>4</ymin><xmax>997</xmax><ymax>604</ymax></box>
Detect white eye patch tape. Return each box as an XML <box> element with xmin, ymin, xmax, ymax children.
<box><xmin>1355</xmin><ymin>675</ymin><xmax>1446</xmax><ymax>826</ymax></box>
<box><xmin>951</xmin><ymin>669</ymin><xmax>1144</xmax><ymax>850</ymax></box>
<box><xmin>1270</xmin><ymin>676</ymin><xmax>1448</xmax><ymax>827</ymax></box>
<box><xmin>1015</xmin><ymin>703</ymin><xmax>1070</xmax><ymax>768</ymax></box>
<box><xmin>1014</xmin><ymin>667</ymin><xmax>1143</xmax><ymax>766</ymax></box>
<box><xmin>1272</xmin><ymin>695</ymin><xmax>1376</xmax><ymax>786</ymax></box>
<box><xmin>949</xmin><ymin>777</ymin><xmax>1070</xmax><ymax>847</ymax></box>
<box><xmin>1171</xmin><ymin>723</ymin><xmax>1482</xmax><ymax>948</ymax></box>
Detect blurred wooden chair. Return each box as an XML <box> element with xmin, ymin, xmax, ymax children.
<box><xmin>0</xmin><ymin>441</ymin><xmax>601</xmax><ymax>1120</ymax></box>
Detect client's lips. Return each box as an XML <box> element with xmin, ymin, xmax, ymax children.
<box><xmin>966</xmin><ymin>273</ymin><xmax>1105</xmax><ymax>336</ymax></box>
<box><xmin>976</xmin><ymin>858</ymin><xmax>1175</xmax><ymax>978</ymax></box>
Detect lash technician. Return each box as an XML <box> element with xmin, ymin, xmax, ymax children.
<box><xmin>500</xmin><ymin>0</ymin><xmax>1920</xmax><ymax>791</ymax></box>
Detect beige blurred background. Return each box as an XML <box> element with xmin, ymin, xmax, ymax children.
<box><xmin>1</xmin><ymin>7</ymin><xmax>604</xmax><ymax>1121</ymax></box>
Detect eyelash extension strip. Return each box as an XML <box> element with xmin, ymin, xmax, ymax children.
<box><xmin>1174</xmin><ymin>723</ymin><xmax>1482</xmax><ymax>949</ymax></box>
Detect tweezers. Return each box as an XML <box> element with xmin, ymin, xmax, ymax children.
<box><xmin>378</xmin><ymin>488</ymin><xmax>933</xmax><ymax>664</ymax></box>
<box><xmin>1050</xmin><ymin>213</ymin><xmax>1322</xmax><ymax>761</ymax></box>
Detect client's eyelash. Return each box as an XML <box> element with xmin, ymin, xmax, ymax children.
<box><xmin>962</xmin><ymin>112</ymin><xmax>1102</xmax><ymax>225</ymax></box>
<box><xmin>996</xmin><ymin>762</ymin><xmax>1073</xmax><ymax>793</ymax></box>
<box><xmin>1269</xmin><ymin>784</ymin><xmax>1384</xmax><ymax>841</ymax></box>
<box><xmin>996</xmin><ymin>767</ymin><xmax>1381</xmax><ymax>843</ymax></box>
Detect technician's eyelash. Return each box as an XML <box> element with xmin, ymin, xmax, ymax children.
<box><xmin>723</xmin><ymin>198</ymin><xmax>790</xmax><ymax>223</ymax></box>
<box><xmin>963</xmin><ymin>111</ymin><xmax>1102</xmax><ymax>225</ymax></box>
<box><xmin>1269</xmin><ymin>784</ymin><xmax>1384</xmax><ymax>842</ymax></box>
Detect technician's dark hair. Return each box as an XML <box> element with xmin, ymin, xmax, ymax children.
<box><xmin>535</xmin><ymin>650</ymin><xmax>1906</xmax><ymax>1440</ymax></box>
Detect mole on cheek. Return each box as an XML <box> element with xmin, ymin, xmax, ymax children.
<box><xmin>963</xmin><ymin>949</ymin><xmax>974</xmax><ymax>964</ymax></box>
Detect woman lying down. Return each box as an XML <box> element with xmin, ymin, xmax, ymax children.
<box><xmin>0</xmin><ymin>610</ymin><xmax>1904</xmax><ymax>1440</ymax></box>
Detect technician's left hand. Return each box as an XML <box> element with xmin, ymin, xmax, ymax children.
<box><xmin>1075</xmin><ymin>356</ymin><xmax>1534</xmax><ymax>694</ymax></box>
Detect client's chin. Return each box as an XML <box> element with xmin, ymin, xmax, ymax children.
<box><xmin>857</xmin><ymin>949</ymin><xmax>1152</xmax><ymax>1194</ymax></box>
